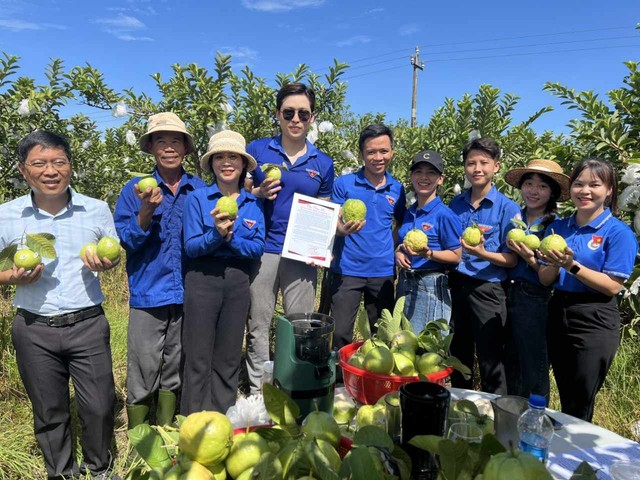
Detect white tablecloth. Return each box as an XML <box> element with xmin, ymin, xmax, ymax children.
<box><xmin>450</xmin><ymin>388</ymin><xmax>640</xmax><ymax>479</ymax></box>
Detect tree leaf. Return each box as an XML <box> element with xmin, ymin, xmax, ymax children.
<box><xmin>353</xmin><ymin>425</ymin><xmax>394</xmax><ymax>451</ymax></box>
<box><xmin>0</xmin><ymin>244</ymin><xmax>18</xmax><ymax>271</ymax></box>
<box><xmin>127</xmin><ymin>424</ymin><xmax>172</xmax><ymax>470</ymax></box>
<box><xmin>453</xmin><ymin>399</ymin><xmax>480</xmax><ymax>418</ymax></box>
<box><xmin>357</xmin><ymin>308</ymin><xmax>371</xmax><ymax>340</ymax></box>
<box><xmin>304</xmin><ymin>439</ymin><xmax>340</xmax><ymax>480</ymax></box>
<box><xmin>438</xmin><ymin>438</ymin><xmax>469</xmax><ymax>480</ymax></box>
<box><xmin>407</xmin><ymin>434</ymin><xmax>442</xmax><ymax>455</ymax></box>
<box><xmin>528</xmin><ymin>224</ymin><xmax>544</xmax><ymax>233</ymax></box>
<box><xmin>342</xmin><ymin>445</ymin><xmax>386</xmax><ymax>480</ymax></box>
<box><xmin>263</xmin><ymin>383</ymin><xmax>300</xmax><ymax>426</ymax></box>
<box><xmin>252</xmin><ymin>451</ymin><xmax>286</xmax><ymax>479</ymax></box>
<box><xmin>393</xmin><ymin>296</ymin><xmax>406</xmax><ymax>325</ymax></box>
<box><xmin>376</xmin><ymin>308</ymin><xmax>400</xmax><ymax>344</ymax></box>
<box><xmin>25</xmin><ymin>233</ymin><xmax>57</xmax><ymax>259</ymax></box>
<box><xmin>445</xmin><ymin>356</ymin><xmax>472</xmax><ymax>379</ymax></box>
<box><xmin>510</xmin><ymin>218</ymin><xmax>527</xmax><ymax>229</ymax></box>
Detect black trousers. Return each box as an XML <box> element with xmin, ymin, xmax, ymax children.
<box><xmin>11</xmin><ymin>311</ymin><xmax>116</xmax><ymax>479</ymax></box>
<box><xmin>327</xmin><ymin>272</ymin><xmax>395</xmax><ymax>351</ymax></box>
<box><xmin>449</xmin><ymin>272</ymin><xmax>507</xmax><ymax>394</ymax></box>
<box><xmin>548</xmin><ymin>291</ymin><xmax>620</xmax><ymax>422</ymax></box>
<box><xmin>181</xmin><ymin>257</ymin><xmax>254</xmax><ymax>415</ymax></box>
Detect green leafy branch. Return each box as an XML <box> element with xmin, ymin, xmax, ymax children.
<box><xmin>0</xmin><ymin>232</ymin><xmax>56</xmax><ymax>270</ymax></box>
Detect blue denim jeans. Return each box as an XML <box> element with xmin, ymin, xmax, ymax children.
<box><xmin>397</xmin><ymin>270</ymin><xmax>451</xmax><ymax>334</ymax></box>
<box><xmin>505</xmin><ymin>279</ymin><xmax>552</xmax><ymax>399</ymax></box>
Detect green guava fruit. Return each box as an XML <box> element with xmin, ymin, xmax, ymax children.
<box><xmin>355</xmin><ymin>404</ymin><xmax>386</xmax><ymax>429</ymax></box>
<box><xmin>80</xmin><ymin>243</ymin><xmax>98</xmax><ymax>259</ymax></box>
<box><xmin>261</xmin><ymin>164</ymin><xmax>282</xmax><ymax>181</ymax></box>
<box><xmin>14</xmin><ymin>249</ymin><xmax>41</xmax><ymax>270</ymax></box>
<box><xmin>390</xmin><ymin>330</ymin><xmax>419</xmax><ymax>352</ymax></box>
<box><xmin>358</xmin><ymin>339</ymin><xmax>378</xmax><ymax>355</ymax></box>
<box><xmin>96</xmin><ymin>237</ymin><xmax>121</xmax><ymax>262</ymax></box>
<box><xmin>483</xmin><ymin>449</ymin><xmax>553</xmax><ymax>479</ymax></box>
<box><xmin>391</xmin><ymin>344</ymin><xmax>416</xmax><ymax>364</ymax></box>
<box><xmin>348</xmin><ymin>351</ymin><xmax>365</xmax><ymax>369</ymax></box>
<box><xmin>416</xmin><ymin>352</ymin><xmax>444</xmax><ymax>375</ymax></box>
<box><xmin>393</xmin><ymin>352</ymin><xmax>416</xmax><ymax>376</ymax></box>
<box><xmin>404</xmin><ymin>229</ymin><xmax>428</xmax><ymax>252</ymax></box>
<box><xmin>462</xmin><ymin>225</ymin><xmax>483</xmax><ymax>246</ymax></box>
<box><xmin>137</xmin><ymin>176</ymin><xmax>158</xmax><ymax>192</ymax></box>
<box><xmin>301</xmin><ymin>410</ymin><xmax>341</xmax><ymax>448</ymax></box>
<box><xmin>217</xmin><ymin>196</ymin><xmax>238</xmax><ymax>220</ymax></box>
<box><xmin>507</xmin><ymin>229</ymin><xmax>526</xmax><ymax>243</ymax></box>
<box><xmin>524</xmin><ymin>234</ymin><xmax>541</xmax><ymax>250</ymax></box>
<box><xmin>225</xmin><ymin>432</ymin><xmax>270</xmax><ymax>479</ymax></box>
<box><xmin>333</xmin><ymin>396</ymin><xmax>357</xmax><ymax>425</ymax></box>
<box><xmin>179</xmin><ymin>411</ymin><xmax>234</xmax><ymax>467</ymax></box>
<box><xmin>539</xmin><ymin>233</ymin><xmax>567</xmax><ymax>255</ymax></box>
<box><xmin>342</xmin><ymin>199</ymin><xmax>367</xmax><ymax>223</ymax></box>
<box><xmin>179</xmin><ymin>459</ymin><xmax>217</xmax><ymax>480</ymax></box>
<box><xmin>363</xmin><ymin>345</ymin><xmax>394</xmax><ymax>375</ymax></box>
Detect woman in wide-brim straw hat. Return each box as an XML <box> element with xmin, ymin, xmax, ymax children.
<box><xmin>180</xmin><ymin>129</ymin><xmax>264</xmax><ymax>415</ymax></box>
<box><xmin>502</xmin><ymin>158</ymin><xmax>570</xmax><ymax>401</ymax></box>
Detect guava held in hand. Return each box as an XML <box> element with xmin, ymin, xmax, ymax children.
<box><xmin>217</xmin><ymin>196</ymin><xmax>239</xmax><ymax>220</ymax></box>
<box><xmin>97</xmin><ymin>237</ymin><xmax>121</xmax><ymax>262</ymax></box>
<box><xmin>137</xmin><ymin>176</ymin><xmax>158</xmax><ymax>192</ymax></box>
<box><xmin>80</xmin><ymin>243</ymin><xmax>98</xmax><ymax>259</ymax></box>
<box><xmin>524</xmin><ymin>234</ymin><xmax>541</xmax><ymax>250</ymax></box>
<box><xmin>539</xmin><ymin>231</ymin><xmax>568</xmax><ymax>255</ymax></box>
<box><xmin>404</xmin><ymin>229</ymin><xmax>428</xmax><ymax>253</ymax></box>
<box><xmin>462</xmin><ymin>224</ymin><xmax>483</xmax><ymax>246</ymax></box>
<box><xmin>261</xmin><ymin>164</ymin><xmax>282</xmax><ymax>181</ymax></box>
<box><xmin>506</xmin><ymin>228</ymin><xmax>526</xmax><ymax>243</ymax></box>
<box><xmin>342</xmin><ymin>198</ymin><xmax>367</xmax><ymax>223</ymax></box>
<box><xmin>14</xmin><ymin>249</ymin><xmax>41</xmax><ymax>270</ymax></box>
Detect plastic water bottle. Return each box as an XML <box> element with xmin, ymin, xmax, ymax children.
<box><xmin>517</xmin><ymin>394</ymin><xmax>554</xmax><ymax>463</ymax></box>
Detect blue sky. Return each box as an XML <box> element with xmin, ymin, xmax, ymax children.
<box><xmin>0</xmin><ymin>0</ymin><xmax>638</xmax><ymax>134</ymax></box>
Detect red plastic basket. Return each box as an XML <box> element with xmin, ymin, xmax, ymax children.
<box><xmin>339</xmin><ymin>341</ymin><xmax>453</xmax><ymax>405</ymax></box>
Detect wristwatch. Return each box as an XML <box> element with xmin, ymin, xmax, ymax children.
<box><xmin>569</xmin><ymin>262</ymin><xmax>581</xmax><ymax>275</ymax></box>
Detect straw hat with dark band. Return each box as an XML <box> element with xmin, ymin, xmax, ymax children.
<box><xmin>139</xmin><ymin>112</ymin><xmax>196</xmax><ymax>155</ymax></box>
<box><xmin>200</xmin><ymin>130</ymin><xmax>257</xmax><ymax>173</ymax></box>
<box><xmin>504</xmin><ymin>159</ymin><xmax>571</xmax><ymax>201</ymax></box>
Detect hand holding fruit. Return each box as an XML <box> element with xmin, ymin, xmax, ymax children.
<box><xmin>539</xmin><ymin>245</ymin><xmax>575</xmax><ymax>270</ymax></box>
<box><xmin>8</xmin><ymin>260</ymin><xmax>43</xmax><ymax>285</ymax></box>
<box><xmin>460</xmin><ymin>233</ymin><xmax>486</xmax><ymax>256</ymax></box>
<box><xmin>211</xmin><ymin>207</ymin><xmax>234</xmax><ymax>240</ymax></box>
<box><xmin>257</xmin><ymin>177</ymin><xmax>281</xmax><ymax>201</ymax></box>
<box><xmin>394</xmin><ymin>245</ymin><xmax>412</xmax><ymax>269</ymax></box>
<box><xmin>81</xmin><ymin>237</ymin><xmax>121</xmax><ymax>271</ymax></box>
<box><xmin>135</xmin><ymin>178</ymin><xmax>163</xmax><ymax>211</ymax></box>
<box><xmin>506</xmin><ymin>238</ymin><xmax>537</xmax><ymax>265</ymax></box>
<box><xmin>336</xmin><ymin>210</ymin><xmax>365</xmax><ymax>236</ymax></box>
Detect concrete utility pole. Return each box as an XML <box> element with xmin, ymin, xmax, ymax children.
<box><xmin>410</xmin><ymin>46</ymin><xmax>425</xmax><ymax>127</ymax></box>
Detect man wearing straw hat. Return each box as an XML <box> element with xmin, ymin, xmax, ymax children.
<box><xmin>114</xmin><ymin>112</ymin><xmax>205</xmax><ymax>428</ymax></box>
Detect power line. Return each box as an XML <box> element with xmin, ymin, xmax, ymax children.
<box><xmin>342</xmin><ymin>43</ymin><xmax>640</xmax><ymax>81</ymax></box>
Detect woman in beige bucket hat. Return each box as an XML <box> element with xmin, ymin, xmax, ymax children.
<box><xmin>502</xmin><ymin>158</ymin><xmax>570</xmax><ymax>400</ymax></box>
<box><xmin>180</xmin><ymin>129</ymin><xmax>265</xmax><ymax>414</ymax></box>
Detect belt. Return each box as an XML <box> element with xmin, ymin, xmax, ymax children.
<box><xmin>18</xmin><ymin>305</ymin><xmax>104</xmax><ymax>327</ymax></box>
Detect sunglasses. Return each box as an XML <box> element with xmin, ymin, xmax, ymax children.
<box><xmin>280</xmin><ymin>108</ymin><xmax>312</xmax><ymax>122</ymax></box>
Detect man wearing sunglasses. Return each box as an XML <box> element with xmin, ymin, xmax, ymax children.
<box><xmin>245</xmin><ymin>83</ymin><xmax>335</xmax><ymax>394</ymax></box>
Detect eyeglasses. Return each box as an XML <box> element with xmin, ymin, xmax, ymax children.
<box><xmin>25</xmin><ymin>159</ymin><xmax>70</xmax><ymax>170</ymax></box>
<box><xmin>280</xmin><ymin>108</ymin><xmax>312</xmax><ymax>122</ymax></box>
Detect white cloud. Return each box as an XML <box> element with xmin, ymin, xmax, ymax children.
<box><xmin>0</xmin><ymin>19</ymin><xmax>41</xmax><ymax>30</ymax></box>
<box><xmin>218</xmin><ymin>46</ymin><xmax>258</xmax><ymax>61</ymax></box>
<box><xmin>399</xmin><ymin>23</ymin><xmax>418</xmax><ymax>36</ymax></box>
<box><xmin>97</xmin><ymin>14</ymin><xmax>145</xmax><ymax>30</ymax></box>
<box><xmin>334</xmin><ymin>35</ymin><xmax>371</xmax><ymax>47</ymax></box>
<box><xmin>241</xmin><ymin>0</ymin><xmax>324</xmax><ymax>12</ymax></box>
<box><xmin>117</xmin><ymin>34</ymin><xmax>153</xmax><ymax>41</ymax></box>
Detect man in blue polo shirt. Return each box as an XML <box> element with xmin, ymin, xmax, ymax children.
<box><xmin>328</xmin><ymin>123</ymin><xmax>406</xmax><ymax>353</ymax></box>
<box><xmin>246</xmin><ymin>83</ymin><xmax>334</xmax><ymax>393</ymax></box>
<box><xmin>114</xmin><ymin>112</ymin><xmax>205</xmax><ymax>427</ymax></box>
<box><xmin>449</xmin><ymin>137</ymin><xmax>520</xmax><ymax>394</ymax></box>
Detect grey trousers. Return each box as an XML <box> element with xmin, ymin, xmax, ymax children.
<box><xmin>126</xmin><ymin>304</ymin><xmax>182</xmax><ymax>405</ymax></box>
<box><xmin>246</xmin><ymin>252</ymin><xmax>317</xmax><ymax>393</ymax></box>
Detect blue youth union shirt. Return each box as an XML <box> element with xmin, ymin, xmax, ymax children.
<box><xmin>114</xmin><ymin>168</ymin><xmax>206</xmax><ymax>308</ymax></box>
<box><xmin>544</xmin><ymin>208</ymin><xmax>638</xmax><ymax>293</ymax></box>
<box><xmin>330</xmin><ymin>169</ymin><xmax>406</xmax><ymax>277</ymax></box>
<box><xmin>248</xmin><ymin>135</ymin><xmax>334</xmax><ymax>254</ymax></box>
<box><xmin>398</xmin><ymin>197</ymin><xmax>461</xmax><ymax>271</ymax></box>
<box><xmin>183</xmin><ymin>184</ymin><xmax>265</xmax><ymax>260</ymax></box>
<box><xmin>449</xmin><ymin>185</ymin><xmax>521</xmax><ymax>282</ymax></box>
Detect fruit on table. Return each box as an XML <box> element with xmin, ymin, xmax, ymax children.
<box><xmin>225</xmin><ymin>431</ymin><xmax>270</xmax><ymax>479</ymax></box>
<box><xmin>179</xmin><ymin>411</ymin><xmax>233</xmax><ymax>467</ymax></box>
<box><xmin>363</xmin><ymin>345</ymin><xmax>394</xmax><ymax>375</ymax></box>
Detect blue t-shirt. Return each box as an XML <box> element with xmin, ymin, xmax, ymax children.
<box><xmin>114</xmin><ymin>168</ymin><xmax>206</xmax><ymax>308</ymax></box>
<box><xmin>398</xmin><ymin>197</ymin><xmax>462</xmax><ymax>272</ymax></box>
<box><xmin>449</xmin><ymin>185</ymin><xmax>521</xmax><ymax>282</ymax></box>
<box><xmin>508</xmin><ymin>209</ymin><xmax>552</xmax><ymax>284</ymax></box>
<box><xmin>248</xmin><ymin>135</ymin><xmax>334</xmax><ymax>254</ymax></box>
<box><xmin>544</xmin><ymin>208</ymin><xmax>637</xmax><ymax>293</ymax></box>
<box><xmin>183</xmin><ymin>184</ymin><xmax>265</xmax><ymax>260</ymax></box>
<box><xmin>330</xmin><ymin>169</ymin><xmax>406</xmax><ymax>277</ymax></box>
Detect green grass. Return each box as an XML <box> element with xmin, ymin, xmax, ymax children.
<box><xmin>1</xmin><ymin>266</ymin><xmax>639</xmax><ymax>479</ymax></box>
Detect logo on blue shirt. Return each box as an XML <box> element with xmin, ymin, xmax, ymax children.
<box><xmin>386</xmin><ymin>195</ymin><xmax>396</xmax><ymax>205</ymax></box>
<box><xmin>588</xmin><ymin>234</ymin><xmax>604</xmax><ymax>250</ymax></box>
<box><xmin>306</xmin><ymin>168</ymin><xmax>319</xmax><ymax>178</ymax></box>
<box><xmin>421</xmin><ymin>223</ymin><xmax>433</xmax><ymax>231</ymax></box>
<box><xmin>244</xmin><ymin>219</ymin><xmax>257</xmax><ymax>229</ymax></box>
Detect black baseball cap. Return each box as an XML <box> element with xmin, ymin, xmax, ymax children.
<box><xmin>410</xmin><ymin>150</ymin><xmax>444</xmax><ymax>173</ymax></box>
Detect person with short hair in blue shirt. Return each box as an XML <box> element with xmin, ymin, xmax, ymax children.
<box><xmin>245</xmin><ymin>83</ymin><xmax>334</xmax><ymax>393</ymax></box>
<box><xmin>538</xmin><ymin>158</ymin><xmax>637</xmax><ymax>422</ymax></box>
<box><xmin>396</xmin><ymin>150</ymin><xmax>462</xmax><ymax>334</ymax></box>
<box><xmin>181</xmin><ymin>130</ymin><xmax>265</xmax><ymax>414</ymax></box>
<box><xmin>1</xmin><ymin>131</ymin><xmax>120</xmax><ymax>480</ymax></box>
<box><xmin>503</xmin><ymin>159</ymin><xmax>571</xmax><ymax>400</ymax></box>
<box><xmin>114</xmin><ymin>113</ymin><xmax>206</xmax><ymax>429</ymax></box>
<box><xmin>328</xmin><ymin>123</ymin><xmax>406</xmax><ymax>353</ymax></box>
<box><xmin>449</xmin><ymin>137</ymin><xmax>521</xmax><ymax>394</ymax></box>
